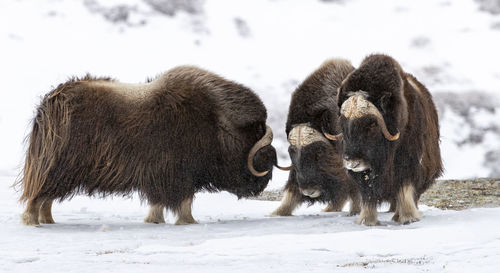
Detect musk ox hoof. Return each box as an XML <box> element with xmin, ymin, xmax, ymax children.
<box><xmin>269</xmin><ymin>209</ymin><xmax>293</xmax><ymax>217</ymax></box>
<box><xmin>39</xmin><ymin>216</ymin><xmax>55</xmax><ymax>224</ymax></box>
<box><xmin>144</xmin><ymin>205</ymin><xmax>166</xmax><ymax>224</ymax></box>
<box><xmin>175</xmin><ymin>219</ymin><xmax>199</xmax><ymax>225</ymax></box>
<box><xmin>144</xmin><ymin>217</ymin><xmax>166</xmax><ymax>224</ymax></box>
<box><xmin>347</xmin><ymin>210</ymin><xmax>360</xmax><ymax>217</ymax></box>
<box><xmin>355</xmin><ymin>217</ymin><xmax>380</xmax><ymax>226</ymax></box>
<box><xmin>393</xmin><ymin>212</ymin><xmax>422</xmax><ymax>225</ymax></box>
<box><xmin>21</xmin><ymin>212</ymin><xmax>40</xmax><ymax>227</ymax></box>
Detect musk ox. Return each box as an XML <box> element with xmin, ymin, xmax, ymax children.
<box><xmin>271</xmin><ymin>59</ymin><xmax>361</xmax><ymax>217</ymax></box>
<box><xmin>18</xmin><ymin>66</ymin><xmax>282</xmax><ymax>226</ymax></box>
<box><xmin>334</xmin><ymin>54</ymin><xmax>443</xmax><ymax>225</ymax></box>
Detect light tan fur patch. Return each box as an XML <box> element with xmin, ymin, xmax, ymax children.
<box><xmin>89</xmin><ymin>74</ymin><xmax>168</xmax><ymax>100</ymax></box>
<box><xmin>406</xmin><ymin>76</ymin><xmax>422</xmax><ymax>96</ymax></box>
<box><xmin>39</xmin><ymin>200</ymin><xmax>55</xmax><ymax>224</ymax></box>
<box><xmin>175</xmin><ymin>198</ymin><xmax>198</xmax><ymax>225</ymax></box>
<box><xmin>355</xmin><ymin>203</ymin><xmax>379</xmax><ymax>226</ymax></box>
<box><xmin>270</xmin><ymin>189</ymin><xmax>302</xmax><ymax>216</ymax></box>
<box><xmin>21</xmin><ymin>198</ymin><xmax>43</xmax><ymax>226</ymax></box>
<box><xmin>393</xmin><ymin>184</ymin><xmax>422</xmax><ymax>224</ymax></box>
<box><xmin>144</xmin><ymin>204</ymin><xmax>166</xmax><ymax>224</ymax></box>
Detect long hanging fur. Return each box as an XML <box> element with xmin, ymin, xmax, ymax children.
<box><xmin>17</xmin><ymin>68</ymin><xmax>277</xmax><ymax>225</ymax></box>
<box><xmin>337</xmin><ymin>54</ymin><xmax>443</xmax><ymax>225</ymax></box>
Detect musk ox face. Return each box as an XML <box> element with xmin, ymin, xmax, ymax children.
<box><xmin>339</xmin><ymin>115</ymin><xmax>390</xmax><ymax>177</ymax></box>
<box><xmin>287</xmin><ymin>123</ymin><xmax>341</xmax><ymax>199</ymax></box>
<box><xmin>225</xmin><ymin>124</ymin><xmax>278</xmax><ymax>198</ymax></box>
<box><xmin>239</xmin><ymin>144</ymin><xmax>277</xmax><ymax>198</ymax></box>
<box><xmin>337</xmin><ymin>91</ymin><xmax>401</xmax><ymax>178</ymax></box>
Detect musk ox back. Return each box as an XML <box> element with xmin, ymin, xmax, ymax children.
<box><xmin>336</xmin><ymin>54</ymin><xmax>443</xmax><ymax>225</ymax></box>
<box><xmin>19</xmin><ymin>66</ymin><xmax>278</xmax><ymax>226</ymax></box>
<box><xmin>271</xmin><ymin>59</ymin><xmax>361</xmax><ymax>217</ymax></box>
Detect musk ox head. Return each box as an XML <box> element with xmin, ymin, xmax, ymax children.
<box><xmin>230</xmin><ymin>123</ymin><xmax>282</xmax><ymax>198</ymax></box>
<box><xmin>336</xmin><ymin>54</ymin><xmax>407</xmax><ymax>177</ymax></box>
<box><xmin>282</xmin><ymin>58</ymin><xmax>356</xmax><ymax>200</ymax></box>
<box><xmin>285</xmin><ymin>118</ymin><xmax>346</xmax><ymax>200</ymax></box>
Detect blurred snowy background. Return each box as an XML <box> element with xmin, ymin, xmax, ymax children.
<box><xmin>0</xmin><ymin>0</ymin><xmax>499</xmax><ymax>188</ymax></box>
<box><xmin>1</xmin><ymin>2</ymin><xmax>499</xmax><ymax>271</ymax></box>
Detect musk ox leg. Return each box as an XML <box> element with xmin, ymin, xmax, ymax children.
<box><xmin>38</xmin><ymin>199</ymin><xmax>55</xmax><ymax>224</ymax></box>
<box><xmin>270</xmin><ymin>189</ymin><xmax>302</xmax><ymax>216</ymax></box>
<box><xmin>392</xmin><ymin>184</ymin><xmax>422</xmax><ymax>224</ymax></box>
<box><xmin>355</xmin><ymin>203</ymin><xmax>379</xmax><ymax>226</ymax></box>
<box><xmin>348</xmin><ymin>193</ymin><xmax>361</xmax><ymax>216</ymax></box>
<box><xmin>21</xmin><ymin>198</ymin><xmax>43</xmax><ymax>226</ymax></box>
<box><xmin>175</xmin><ymin>197</ymin><xmax>198</xmax><ymax>225</ymax></box>
<box><xmin>322</xmin><ymin>199</ymin><xmax>346</xmax><ymax>213</ymax></box>
<box><xmin>388</xmin><ymin>199</ymin><xmax>397</xmax><ymax>213</ymax></box>
<box><xmin>144</xmin><ymin>204</ymin><xmax>165</xmax><ymax>224</ymax></box>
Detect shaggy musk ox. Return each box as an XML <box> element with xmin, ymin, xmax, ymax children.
<box><xmin>335</xmin><ymin>54</ymin><xmax>443</xmax><ymax>225</ymax></box>
<box><xmin>271</xmin><ymin>59</ymin><xmax>361</xmax><ymax>217</ymax></box>
<box><xmin>18</xmin><ymin>66</ymin><xmax>282</xmax><ymax>226</ymax></box>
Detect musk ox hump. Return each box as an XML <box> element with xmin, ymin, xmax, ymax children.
<box><xmin>87</xmin><ymin>74</ymin><xmax>168</xmax><ymax>100</ymax></box>
<box><xmin>163</xmin><ymin>66</ymin><xmax>267</xmax><ymax>128</ymax></box>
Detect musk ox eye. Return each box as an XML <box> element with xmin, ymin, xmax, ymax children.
<box><xmin>368</xmin><ymin>121</ymin><xmax>377</xmax><ymax>130</ymax></box>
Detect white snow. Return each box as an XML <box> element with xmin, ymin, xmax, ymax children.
<box><xmin>1</xmin><ymin>0</ymin><xmax>500</xmax><ymax>271</ymax></box>
<box><xmin>1</xmin><ymin>176</ymin><xmax>499</xmax><ymax>272</ymax></box>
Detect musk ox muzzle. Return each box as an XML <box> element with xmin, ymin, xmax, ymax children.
<box><xmin>343</xmin><ymin>156</ymin><xmax>371</xmax><ymax>173</ymax></box>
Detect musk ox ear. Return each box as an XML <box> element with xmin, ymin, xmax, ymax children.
<box><xmin>319</xmin><ymin>110</ymin><xmax>333</xmax><ymax>133</ymax></box>
<box><xmin>379</xmin><ymin>94</ymin><xmax>391</xmax><ymax>113</ymax></box>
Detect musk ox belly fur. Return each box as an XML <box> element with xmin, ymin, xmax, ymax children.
<box><xmin>271</xmin><ymin>59</ymin><xmax>361</xmax><ymax>217</ymax></box>
<box><xmin>18</xmin><ymin>66</ymin><xmax>277</xmax><ymax>226</ymax></box>
<box><xmin>337</xmin><ymin>54</ymin><xmax>443</xmax><ymax>225</ymax></box>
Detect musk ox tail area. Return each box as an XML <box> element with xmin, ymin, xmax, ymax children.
<box><xmin>17</xmin><ymin>80</ymin><xmax>76</xmax><ymax>203</ymax></box>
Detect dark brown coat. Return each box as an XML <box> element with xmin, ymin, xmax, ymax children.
<box><xmin>337</xmin><ymin>54</ymin><xmax>443</xmax><ymax>225</ymax></box>
<box><xmin>18</xmin><ymin>66</ymin><xmax>277</xmax><ymax>225</ymax></box>
<box><xmin>272</xmin><ymin>59</ymin><xmax>360</xmax><ymax>216</ymax></box>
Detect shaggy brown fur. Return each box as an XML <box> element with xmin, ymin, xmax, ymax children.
<box><xmin>271</xmin><ymin>59</ymin><xmax>361</xmax><ymax>217</ymax></box>
<box><xmin>337</xmin><ymin>54</ymin><xmax>443</xmax><ymax>225</ymax></box>
<box><xmin>18</xmin><ymin>67</ymin><xmax>278</xmax><ymax>226</ymax></box>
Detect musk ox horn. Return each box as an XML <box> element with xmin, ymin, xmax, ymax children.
<box><xmin>375</xmin><ymin>115</ymin><xmax>400</xmax><ymax>141</ymax></box>
<box><xmin>323</xmin><ymin>131</ymin><xmax>343</xmax><ymax>141</ymax></box>
<box><xmin>340</xmin><ymin>93</ymin><xmax>400</xmax><ymax>141</ymax></box>
<box><xmin>276</xmin><ymin>165</ymin><xmax>293</xmax><ymax>171</ymax></box>
<box><xmin>247</xmin><ymin>125</ymin><xmax>273</xmax><ymax>177</ymax></box>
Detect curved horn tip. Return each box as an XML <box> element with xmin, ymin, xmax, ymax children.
<box><xmin>247</xmin><ymin>124</ymin><xmax>273</xmax><ymax>177</ymax></box>
<box><xmin>250</xmin><ymin>169</ymin><xmax>269</xmax><ymax>177</ymax></box>
<box><xmin>324</xmin><ymin>132</ymin><xmax>343</xmax><ymax>141</ymax></box>
<box><xmin>387</xmin><ymin>131</ymin><xmax>400</xmax><ymax>141</ymax></box>
<box><xmin>276</xmin><ymin>165</ymin><xmax>293</xmax><ymax>171</ymax></box>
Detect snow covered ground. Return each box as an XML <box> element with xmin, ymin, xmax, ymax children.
<box><xmin>0</xmin><ymin>176</ymin><xmax>499</xmax><ymax>272</ymax></box>
<box><xmin>1</xmin><ymin>0</ymin><xmax>500</xmax><ymax>272</ymax></box>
